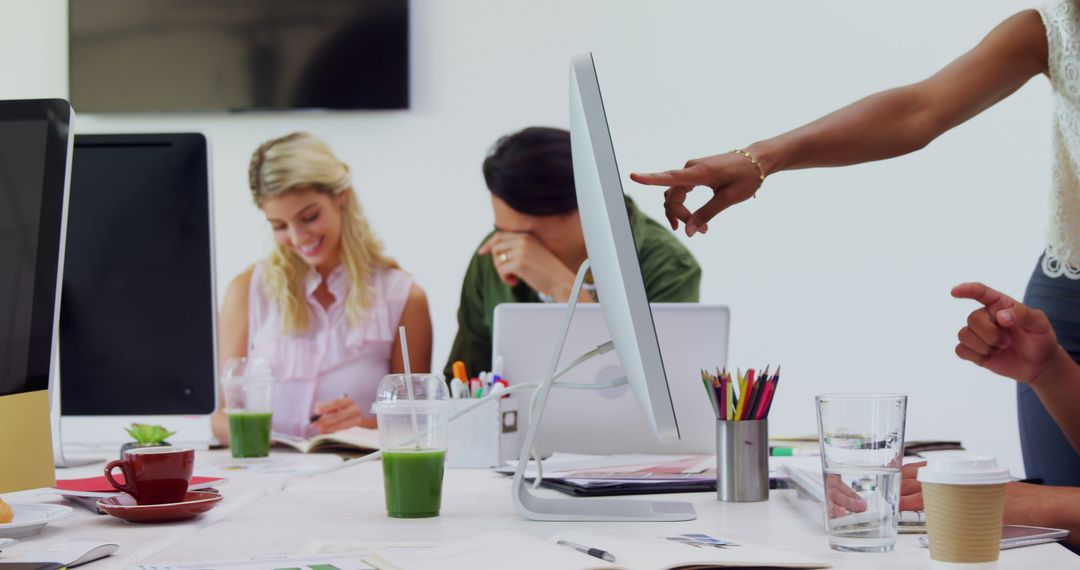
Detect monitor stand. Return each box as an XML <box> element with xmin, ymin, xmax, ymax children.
<box><xmin>47</xmin><ymin>350</ymin><xmax>212</xmax><ymax>467</ymax></box>
<box><xmin>510</xmin><ymin>260</ymin><xmax>696</xmax><ymax>522</ymax></box>
<box><xmin>50</xmin><ymin>384</ymin><xmax>104</xmax><ymax>468</ymax></box>
<box><xmin>52</xmin><ymin>421</ymin><xmax>105</xmax><ymax>468</ymax></box>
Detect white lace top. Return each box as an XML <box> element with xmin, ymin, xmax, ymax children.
<box><xmin>1040</xmin><ymin>1</ymin><xmax>1080</xmax><ymax>278</ymax></box>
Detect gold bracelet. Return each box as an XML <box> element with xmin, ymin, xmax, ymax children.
<box><xmin>732</xmin><ymin>149</ymin><xmax>766</xmax><ymax>182</ymax></box>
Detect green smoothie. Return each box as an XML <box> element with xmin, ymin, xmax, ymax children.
<box><xmin>228</xmin><ymin>411</ymin><xmax>272</xmax><ymax>458</ymax></box>
<box><xmin>381</xmin><ymin>448</ymin><xmax>446</xmax><ymax>518</ymax></box>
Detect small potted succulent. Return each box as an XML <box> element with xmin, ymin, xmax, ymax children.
<box><xmin>120</xmin><ymin>423</ymin><xmax>176</xmax><ymax>458</ymax></box>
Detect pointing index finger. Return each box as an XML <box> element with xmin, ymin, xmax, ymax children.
<box><xmin>630</xmin><ymin>165</ymin><xmax>708</xmax><ymax>188</ymax></box>
<box><xmin>951</xmin><ymin>282</ymin><xmax>1012</xmax><ymax>309</ymax></box>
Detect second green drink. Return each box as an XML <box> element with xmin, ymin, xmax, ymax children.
<box><xmin>372</xmin><ymin>373</ymin><xmax>450</xmax><ymax>518</ymax></box>
<box><xmin>222</xmin><ymin>357</ymin><xmax>276</xmax><ymax>459</ymax></box>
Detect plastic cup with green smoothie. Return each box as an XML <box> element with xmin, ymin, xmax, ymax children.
<box><xmin>222</xmin><ymin>357</ymin><xmax>275</xmax><ymax>459</ymax></box>
<box><xmin>372</xmin><ymin>373</ymin><xmax>450</xmax><ymax>518</ymax></box>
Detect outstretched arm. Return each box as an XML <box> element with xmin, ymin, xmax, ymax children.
<box><xmin>903</xmin><ymin>461</ymin><xmax>1080</xmax><ymax>547</ymax></box>
<box><xmin>1001</xmin><ymin>483</ymin><xmax>1080</xmax><ymax>546</ymax></box>
<box><xmin>751</xmin><ymin>10</ymin><xmax>1048</xmax><ymax>173</ymax></box>
<box><xmin>952</xmin><ymin>282</ymin><xmax>1080</xmax><ymax>454</ymax></box>
<box><xmin>632</xmin><ymin>10</ymin><xmax>1048</xmax><ymax>235</ymax></box>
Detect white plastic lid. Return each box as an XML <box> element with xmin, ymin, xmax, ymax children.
<box><xmin>916</xmin><ymin>454</ymin><xmax>1012</xmax><ymax>485</ymax></box>
<box><xmin>370</xmin><ymin>373</ymin><xmax>449</xmax><ymax>414</ymax></box>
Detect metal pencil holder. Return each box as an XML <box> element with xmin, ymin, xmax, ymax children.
<box><xmin>716</xmin><ymin>419</ymin><xmax>769</xmax><ymax>502</ymax></box>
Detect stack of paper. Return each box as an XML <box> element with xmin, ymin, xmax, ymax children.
<box><xmin>497</xmin><ymin>454</ymin><xmax>719</xmax><ymax>496</ymax></box>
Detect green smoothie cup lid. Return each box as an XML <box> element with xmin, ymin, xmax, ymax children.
<box><xmin>917</xmin><ymin>454</ymin><xmax>1012</xmax><ymax>485</ymax></box>
<box><xmin>371</xmin><ymin>373</ymin><xmax>449</xmax><ymax>414</ymax></box>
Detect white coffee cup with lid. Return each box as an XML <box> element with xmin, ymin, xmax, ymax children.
<box><xmin>917</xmin><ymin>455</ymin><xmax>1013</xmax><ymax>570</ymax></box>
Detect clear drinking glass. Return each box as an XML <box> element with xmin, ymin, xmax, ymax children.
<box><xmin>815</xmin><ymin>393</ymin><xmax>907</xmax><ymax>553</ymax></box>
<box><xmin>222</xmin><ymin>357</ymin><xmax>275</xmax><ymax>459</ymax></box>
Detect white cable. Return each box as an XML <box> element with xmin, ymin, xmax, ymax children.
<box><xmin>531</xmin><ymin>445</ymin><xmax>544</xmax><ymax>490</ymax></box>
<box><xmin>552</xmin><ymin>378</ymin><xmax>626</xmax><ymax>390</ymax></box>
<box><xmin>528</xmin><ymin>341</ymin><xmax>615</xmax><ymax>419</ymax></box>
<box><xmin>280</xmin><ymin>381</ymin><xmax>539</xmax><ymax>490</ymax></box>
<box><xmin>280</xmin><ymin>342</ymin><xmax>619</xmax><ymax>491</ymax></box>
<box><xmin>525</xmin><ymin>341</ymin><xmax>618</xmax><ymax>490</ymax></box>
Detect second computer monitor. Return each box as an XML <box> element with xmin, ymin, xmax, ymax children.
<box><xmin>569</xmin><ymin>53</ymin><xmax>680</xmax><ymax>443</ymax></box>
<box><xmin>59</xmin><ymin>133</ymin><xmax>216</xmax><ymax>417</ymax></box>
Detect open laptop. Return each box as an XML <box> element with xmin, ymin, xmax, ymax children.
<box><xmin>493</xmin><ymin>303</ymin><xmax>729</xmax><ymax>456</ymax></box>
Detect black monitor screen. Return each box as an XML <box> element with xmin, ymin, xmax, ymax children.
<box><xmin>60</xmin><ymin>134</ymin><xmax>216</xmax><ymax>415</ymax></box>
<box><xmin>0</xmin><ymin>100</ymin><xmax>71</xmax><ymax>398</ymax></box>
<box><xmin>69</xmin><ymin>0</ymin><xmax>409</xmax><ymax>113</ymax></box>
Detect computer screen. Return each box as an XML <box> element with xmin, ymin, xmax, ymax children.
<box><xmin>570</xmin><ymin>53</ymin><xmax>680</xmax><ymax>442</ymax></box>
<box><xmin>0</xmin><ymin>99</ymin><xmax>73</xmax><ymax>492</ymax></box>
<box><xmin>59</xmin><ymin>133</ymin><xmax>216</xmax><ymax>416</ymax></box>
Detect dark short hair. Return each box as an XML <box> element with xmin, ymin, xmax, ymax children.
<box><xmin>482</xmin><ymin>127</ymin><xmax>576</xmax><ymax>216</ymax></box>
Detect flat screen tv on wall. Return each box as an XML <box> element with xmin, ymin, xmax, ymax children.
<box><xmin>69</xmin><ymin>0</ymin><xmax>409</xmax><ymax>113</ymax></box>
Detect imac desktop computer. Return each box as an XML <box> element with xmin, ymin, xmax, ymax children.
<box><xmin>54</xmin><ymin>133</ymin><xmax>217</xmax><ymax>462</ymax></box>
<box><xmin>0</xmin><ymin>99</ymin><xmax>74</xmax><ymax>492</ymax></box>
<box><xmin>509</xmin><ymin>54</ymin><xmax>697</xmax><ymax>521</ymax></box>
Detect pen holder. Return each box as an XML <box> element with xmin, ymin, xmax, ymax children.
<box><xmin>446</xmin><ymin>397</ymin><xmax>520</xmax><ymax>469</ymax></box>
<box><xmin>716</xmin><ymin>419</ymin><xmax>769</xmax><ymax>502</ymax></box>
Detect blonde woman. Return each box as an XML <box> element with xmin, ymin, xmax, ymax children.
<box><xmin>211</xmin><ymin>133</ymin><xmax>431</xmax><ymax>442</ymax></box>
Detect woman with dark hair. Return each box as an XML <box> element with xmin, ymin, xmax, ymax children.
<box><xmin>444</xmin><ymin>126</ymin><xmax>701</xmax><ymax>378</ymax></box>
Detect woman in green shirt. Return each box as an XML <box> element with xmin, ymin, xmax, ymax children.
<box><xmin>444</xmin><ymin>127</ymin><xmax>701</xmax><ymax>379</ymax></box>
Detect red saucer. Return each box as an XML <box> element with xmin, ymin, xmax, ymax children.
<box><xmin>97</xmin><ymin>491</ymin><xmax>222</xmax><ymax>523</ymax></box>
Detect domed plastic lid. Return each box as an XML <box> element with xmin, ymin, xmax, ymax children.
<box><xmin>371</xmin><ymin>373</ymin><xmax>449</xmax><ymax>413</ymax></box>
<box><xmin>916</xmin><ymin>454</ymin><xmax>1013</xmax><ymax>485</ymax></box>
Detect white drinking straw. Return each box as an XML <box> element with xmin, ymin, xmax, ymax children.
<box><xmin>399</xmin><ymin>325</ymin><xmax>420</xmax><ymax>445</ymax></box>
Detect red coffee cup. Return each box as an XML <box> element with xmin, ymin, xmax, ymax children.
<box><xmin>105</xmin><ymin>446</ymin><xmax>194</xmax><ymax>505</ymax></box>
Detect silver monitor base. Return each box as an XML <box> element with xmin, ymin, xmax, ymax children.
<box><xmin>514</xmin><ymin>481</ymin><xmax>696</xmax><ymax>522</ymax></box>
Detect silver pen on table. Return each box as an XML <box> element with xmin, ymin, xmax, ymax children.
<box><xmin>556</xmin><ymin>539</ymin><xmax>616</xmax><ymax>563</ymax></box>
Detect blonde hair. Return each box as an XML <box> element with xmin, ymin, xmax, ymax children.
<box><xmin>248</xmin><ymin>132</ymin><xmax>397</xmax><ymax>335</ymax></box>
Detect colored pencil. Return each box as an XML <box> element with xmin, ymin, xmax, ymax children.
<box><xmin>727</xmin><ymin>370</ymin><xmax>734</xmax><ymax>420</ymax></box>
<box><xmin>734</xmin><ymin>371</ymin><xmax>747</xmax><ymax>420</ymax></box>
<box><xmin>725</xmin><ymin>370</ymin><xmax>736</xmax><ymax>420</ymax></box>
<box><xmin>747</xmin><ymin>377</ymin><xmax>766</xmax><ymax>420</ymax></box>
<box><xmin>761</xmin><ymin>367</ymin><xmax>781</xmax><ymax>418</ymax></box>
<box><xmin>753</xmin><ymin>379</ymin><xmax>774</xmax><ymax>420</ymax></box>
<box><xmin>701</xmin><ymin>370</ymin><xmax>719</xmax><ymax>418</ymax></box>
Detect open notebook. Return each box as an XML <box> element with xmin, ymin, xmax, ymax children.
<box><xmin>364</xmin><ymin>530</ymin><xmax>830</xmax><ymax>570</ymax></box>
<box><xmin>271</xmin><ymin>427</ymin><xmax>379</xmax><ymax>454</ymax></box>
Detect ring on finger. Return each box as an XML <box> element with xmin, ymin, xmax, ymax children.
<box><xmin>498</xmin><ymin>252</ymin><xmax>509</xmax><ymax>263</ymax></box>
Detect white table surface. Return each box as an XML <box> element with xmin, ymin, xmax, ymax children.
<box><xmin>1</xmin><ymin>450</ymin><xmax>1076</xmax><ymax>569</ymax></box>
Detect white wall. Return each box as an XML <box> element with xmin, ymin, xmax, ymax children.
<box><xmin>2</xmin><ymin>0</ymin><xmax>1049</xmax><ymax>474</ymax></box>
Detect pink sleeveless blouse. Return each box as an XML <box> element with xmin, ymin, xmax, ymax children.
<box><xmin>248</xmin><ymin>262</ymin><xmax>413</xmax><ymax>437</ymax></box>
